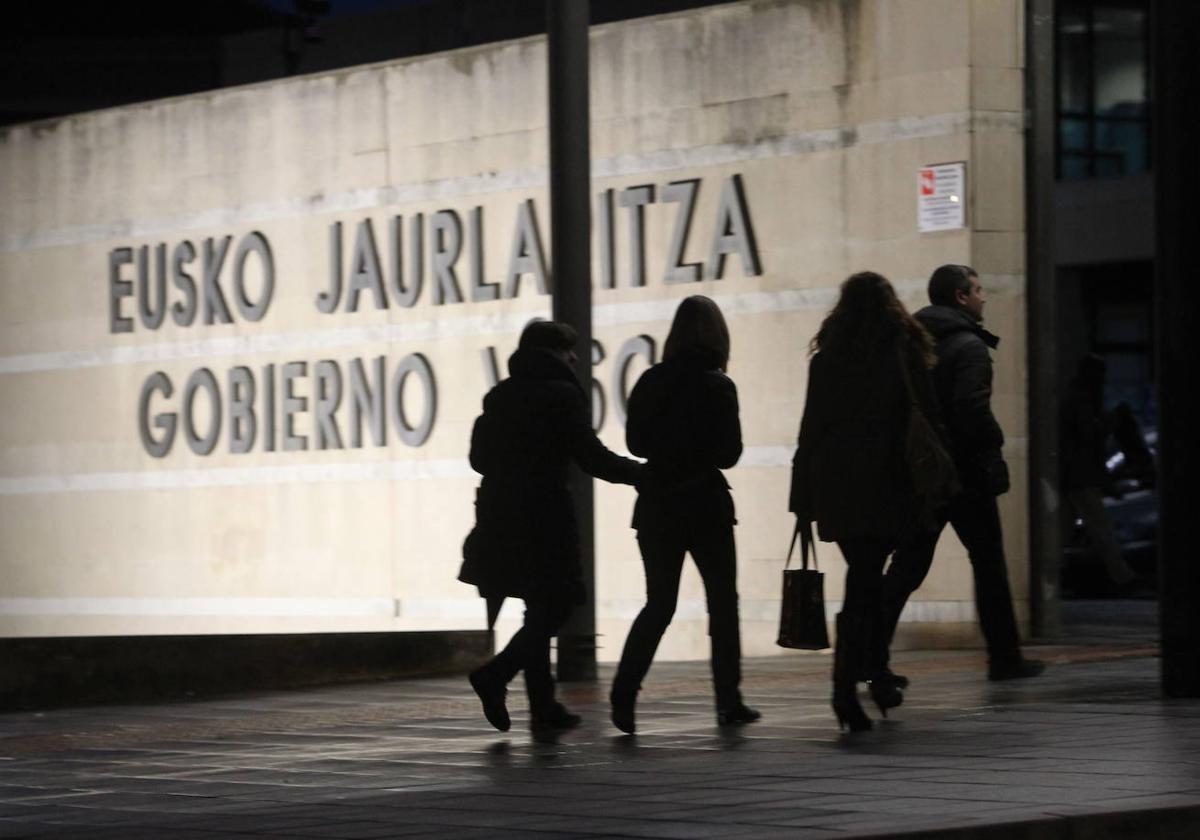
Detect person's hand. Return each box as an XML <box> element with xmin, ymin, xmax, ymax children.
<box><xmin>630</xmin><ymin>461</ymin><xmax>649</xmax><ymax>490</ymax></box>
<box><xmin>975</xmin><ymin>450</ymin><xmax>1010</xmax><ymax>496</ymax></box>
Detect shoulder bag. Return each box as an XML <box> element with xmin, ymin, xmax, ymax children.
<box><xmin>776</xmin><ymin>519</ymin><xmax>830</xmax><ymax>650</ymax></box>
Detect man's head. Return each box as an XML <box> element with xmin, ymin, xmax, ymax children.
<box><xmin>928</xmin><ymin>264</ymin><xmax>985</xmax><ymax>322</ymax></box>
<box><xmin>518</xmin><ymin>319</ymin><xmax>579</xmax><ymax>365</ymax></box>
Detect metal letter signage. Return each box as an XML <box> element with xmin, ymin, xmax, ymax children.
<box><xmin>123</xmin><ymin>173</ymin><xmax>763</xmax><ymax>458</ymax></box>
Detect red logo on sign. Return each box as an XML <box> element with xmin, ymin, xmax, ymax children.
<box><xmin>920</xmin><ymin>169</ymin><xmax>935</xmax><ymax>196</ymax></box>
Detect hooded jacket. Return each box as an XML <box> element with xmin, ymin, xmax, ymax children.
<box><xmin>914</xmin><ymin>304</ymin><xmax>1008</xmax><ymax>495</ymax></box>
<box><xmin>461</xmin><ymin>347</ymin><xmax>641</xmax><ymax>600</ymax></box>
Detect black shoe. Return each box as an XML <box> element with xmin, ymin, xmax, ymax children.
<box><xmin>881</xmin><ymin>668</ymin><xmax>910</xmax><ymax>690</ymax></box>
<box><xmin>832</xmin><ymin>691</ymin><xmax>872</xmax><ymax>733</ymax></box>
<box><xmin>867</xmin><ymin>680</ymin><xmax>903</xmax><ymax>718</ymax></box>
<box><xmin>468</xmin><ymin>669</ymin><xmax>510</xmax><ymax>732</ymax></box>
<box><xmin>530</xmin><ymin>703</ymin><xmax>582</xmax><ymax>733</ymax></box>
<box><xmin>716</xmin><ymin>704</ymin><xmax>761</xmax><ymax>727</ymax></box>
<box><xmin>988</xmin><ymin>657</ymin><xmax>1046</xmax><ymax>682</ymax></box>
<box><xmin>610</xmin><ymin>690</ymin><xmax>637</xmax><ymax>735</ymax></box>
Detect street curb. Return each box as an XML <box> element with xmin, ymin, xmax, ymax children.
<box><xmin>861</xmin><ymin>803</ymin><xmax>1200</xmax><ymax>839</ymax></box>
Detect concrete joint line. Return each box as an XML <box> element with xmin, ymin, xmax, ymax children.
<box><xmin>1</xmin><ymin>110</ymin><xmax>1021</xmax><ymax>254</ymax></box>
<box><xmin>0</xmin><ymin>276</ymin><xmax>1025</xmax><ymax>376</ymax></box>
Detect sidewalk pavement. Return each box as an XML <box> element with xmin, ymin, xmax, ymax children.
<box><xmin>2</xmin><ymin>622</ymin><xmax>1199</xmax><ymax>838</ymax></box>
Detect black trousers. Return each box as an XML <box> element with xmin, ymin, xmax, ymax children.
<box><xmin>882</xmin><ymin>491</ymin><xmax>1022</xmax><ymax>665</ymax></box>
<box><xmin>483</xmin><ymin>595</ymin><xmax>575</xmax><ymax>715</ymax></box>
<box><xmin>613</xmin><ymin>522</ymin><xmax>743</xmax><ymax>709</ymax></box>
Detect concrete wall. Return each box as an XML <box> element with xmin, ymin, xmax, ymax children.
<box><xmin>0</xmin><ymin>0</ymin><xmax>1027</xmax><ymax>661</ymax></box>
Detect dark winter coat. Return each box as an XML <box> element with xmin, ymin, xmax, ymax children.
<box><xmin>460</xmin><ymin>347</ymin><xmax>641</xmax><ymax>601</ymax></box>
<box><xmin>914</xmin><ymin>305</ymin><xmax>1009</xmax><ymax>495</ymax></box>
<box><xmin>625</xmin><ymin>351</ymin><xmax>742</xmax><ymax>533</ymax></box>
<box><xmin>789</xmin><ymin>339</ymin><xmax>939</xmax><ymax>544</ymax></box>
<box><xmin>1059</xmin><ymin>376</ymin><xmax>1108</xmax><ymax>492</ymax></box>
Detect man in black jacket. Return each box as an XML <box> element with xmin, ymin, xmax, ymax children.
<box><xmin>880</xmin><ymin>265</ymin><xmax>1044</xmax><ymax>682</ymax></box>
<box><xmin>460</xmin><ymin>320</ymin><xmax>642</xmax><ymax>733</ymax></box>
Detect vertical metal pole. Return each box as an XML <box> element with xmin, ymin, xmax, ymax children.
<box><xmin>1155</xmin><ymin>0</ymin><xmax>1200</xmax><ymax>697</ymax></box>
<box><xmin>1025</xmin><ymin>0</ymin><xmax>1060</xmax><ymax>639</ymax></box>
<box><xmin>547</xmin><ymin>0</ymin><xmax>596</xmax><ymax>682</ymax></box>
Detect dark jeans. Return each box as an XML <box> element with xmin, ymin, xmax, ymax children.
<box><xmin>483</xmin><ymin>595</ymin><xmax>575</xmax><ymax>715</ymax></box>
<box><xmin>836</xmin><ymin>538</ymin><xmax>892</xmax><ymax>682</ymax></box>
<box><xmin>882</xmin><ymin>491</ymin><xmax>1022</xmax><ymax>665</ymax></box>
<box><xmin>613</xmin><ymin>522</ymin><xmax>742</xmax><ymax>709</ymax></box>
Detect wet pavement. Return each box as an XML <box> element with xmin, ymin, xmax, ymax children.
<box><xmin>2</xmin><ymin>605</ymin><xmax>1198</xmax><ymax>839</ymax></box>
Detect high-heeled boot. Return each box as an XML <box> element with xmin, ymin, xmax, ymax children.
<box><xmin>865</xmin><ymin>616</ymin><xmax>903</xmax><ymax>716</ymax></box>
<box><xmin>878</xmin><ymin>577</ymin><xmax>912</xmax><ymax>691</ymax></box>
<box><xmin>610</xmin><ymin>672</ymin><xmax>639</xmax><ymax>735</ymax></box>
<box><xmin>867</xmin><ymin>678</ymin><xmax>903</xmax><ymax>717</ymax></box>
<box><xmin>832</xmin><ymin>612</ymin><xmax>872</xmax><ymax>732</ymax></box>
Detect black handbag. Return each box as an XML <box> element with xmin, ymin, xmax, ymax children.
<box><xmin>776</xmin><ymin>520</ymin><xmax>830</xmax><ymax>650</ymax></box>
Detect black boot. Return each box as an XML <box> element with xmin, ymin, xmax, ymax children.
<box><xmin>988</xmin><ymin>656</ymin><xmax>1045</xmax><ymax>681</ymax></box>
<box><xmin>715</xmin><ymin>681</ymin><xmax>759</xmax><ymax>728</ymax></box>
<box><xmin>610</xmin><ymin>684</ymin><xmax>637</xmax><ymax>735</ymax></box>
<box><xmin>867</xmin><ymin>679</ymin><xmax>903</xmax><ymax>718</ymax></box>
<box><xmin>868</xmin><ymin>597</ymin><xmax>904</xmax><ymax>716</ymax></box>
<box><xmin>878</xmin><ymin>668</ymin><xmax>910</xmax><ymax>690</ymax></box>
<box><xmin>468</xmin><ymin>667</ymin><xmax>511</xmax><ymax>732</ymax></box>
<box><xmin>832</xmin><ymin>613</ymin><xmax>872</xmax><ymax>732</ymax></box>
<box><xmin>530</xmin><ymin>702</ymin><xmax>582</xmax><ymax>733</ymax></box>
<box><xmin>524</xmin><ymin>663</ymin><xmax>578</xmax><ymax>733</ymax></box>
<box><xmin>716</xmin><ymin>703</ymin><xmax>762</xmax><ymax>726</ymax></box>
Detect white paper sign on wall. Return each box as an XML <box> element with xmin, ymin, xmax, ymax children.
<box><xmin>917</xmin><ymin>162</ymin><xmax>967</xmax><ymax>233</ymax></box>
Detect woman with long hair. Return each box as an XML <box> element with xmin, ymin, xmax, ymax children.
<box><xmin>610</xmin><ymin>295</ymin><xmax>759</xmax><ymax>734</ymax></box>
<box><xmin>790</xmin><ymin>271</ymin><xmax>940</xmax><ymax>732</ymax></box>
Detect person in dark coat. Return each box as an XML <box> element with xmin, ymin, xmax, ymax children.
<box><xmin>790</xmin><ymin>271</ymin><xmax>939</xmax><ymax>732</ymax></box>
<box><xmin>610</xmin><ymin>296</ymin><xmax>759</xmax><ymax>734</ymax></box>
<box><xmin>1060</xmin><ymin>354</ymin><xmax>1140</xmax><ymax>588</ymax></box>
<box><xmin>460</xmin><ymin>320</ymin><xmax>642</xmax><ymax>734</ymax></box>
<box><xmin>879</xmin><ymin>264</ymin><xmax>1044</xmax><ymax>685</ymax></box>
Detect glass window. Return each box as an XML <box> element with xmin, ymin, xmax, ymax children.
<box><xmin>1060</xmin><ymin>154</ymin><xmax>1091</xmax><ymax>181</ymax></box>
<box><xmin>1060</xmin><ymin>117</ymin><xmax>1089</xmax><ymax>151</ymax></box>
<box><xmin>1055</xmin><ymin>1</ymin><xmax>1150</xmax><ymax>180</ymax></box>
<box><xmin>1095</xmin><ymin>302</ymin><xmax>1149</xmax><ymax>343</ymax></box>
<box><xmin>1078</xmin><ymin>261</ymin><xmax>1156</xmax><ymax>423</ymax></box>
<box><xmin>1058</xmin><ymin>9</ymin><xmax>1091</xmax><ymax>112</ymax></box>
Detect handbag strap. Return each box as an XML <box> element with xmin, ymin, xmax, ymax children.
<box><xmin>785</xmin><ymin>519</ymin><xmax>819</xmax><ymax>572</ymax></box>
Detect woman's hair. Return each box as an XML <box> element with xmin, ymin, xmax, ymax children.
<box><xmin>663</xmin><ymin>295</ymin><xmax>731</xmax><ymax>371</ymax></box>
<box><xmin>811</xmin><ymin>271</ymin><xmax>934</xmax><ymax>366</ymax></box>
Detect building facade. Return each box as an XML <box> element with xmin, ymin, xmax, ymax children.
<box><xmin>0</xmin><ymin>0</ymin><xmax>1029</xmax><ymax>663</ymax></box>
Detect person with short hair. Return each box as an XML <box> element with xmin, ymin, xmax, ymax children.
<box><xmin>610</xmin><ymin>295</ymin><xmax>759</xmax><ymax>734</ymax></box>
<box><xmin>461</xmin><ymin>319</ymin><xmax>641</xmax><ymax>734</ymax></box>
<box><xmin>879</xmin><ymin>264</ymin><xmax>1045</xmax><ymax>684</ymax></box>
